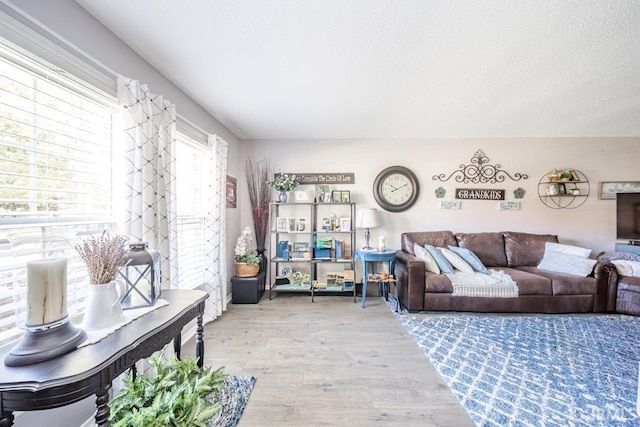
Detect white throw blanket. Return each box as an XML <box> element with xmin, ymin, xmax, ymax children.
<box><xmin>446</xmin><ymin>270</ymin><xmax>519</xmax><ymax>298</ymax></box>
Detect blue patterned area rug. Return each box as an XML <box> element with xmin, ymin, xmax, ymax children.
<box><xmin>393</xmin><ymin>308</ymin><xmax>640</xmax><ymax>426</ymax></box>
<box><xmin>207</xmin><ymin>375</ymin><xmax>256</xmax><ymax>427</ymax></box>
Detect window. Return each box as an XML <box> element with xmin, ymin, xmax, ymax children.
<box><xmin>175</xmin><ymin>131</ymin><xmax>212</xmax><ymax>290</ymax></box>
<box><xmin>0</xmin><ymin>41</ymin><xmax>117</xmax><ymax>347</ymax></box>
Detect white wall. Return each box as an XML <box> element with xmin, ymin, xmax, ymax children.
<box><xmin>242</xmin><ymin>138</ymin><xmax>639</xmax><ymax>257</ymax></box>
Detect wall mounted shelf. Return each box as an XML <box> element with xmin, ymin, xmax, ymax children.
<box><xmin>537</xmin><ymin>169</ymin><xmax>590</xmax><ymax>209</ymax></box>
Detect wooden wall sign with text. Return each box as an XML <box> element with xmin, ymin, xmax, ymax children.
<box><xmin>279</xmin><ymin>173</ymin><xmax>355</xmax><ymax>185</ymax></box>
<box><xmin>455</xmin><ymin>188</ymin><xmax>505</xmax><ymax>200</ymax></box>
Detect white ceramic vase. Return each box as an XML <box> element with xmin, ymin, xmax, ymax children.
<box><xmin>81</xmin><ymin>280</ymin><xmax>125</xmax><ymax>331</ymax></box>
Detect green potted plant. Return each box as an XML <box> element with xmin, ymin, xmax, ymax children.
<box><xmin>109</xmin><ymin>353</ymin><xmax>227</xmax><ymax>427</ymax></box>
<box><xmin>234</xmin><ymin>226</ymin><xmax>260</xmax><ymax>277</ymax></box>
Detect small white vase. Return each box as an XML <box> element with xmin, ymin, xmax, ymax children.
<box><xmin>82</xmin><ymin>280</ymin><xmax>125</xmax><ymax>331</ymax></box>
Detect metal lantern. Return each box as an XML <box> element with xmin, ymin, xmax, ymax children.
<box><xmin>118</xmin><ymin>242</ymin><xmax>161</xmax><ymax>309</ymax></box>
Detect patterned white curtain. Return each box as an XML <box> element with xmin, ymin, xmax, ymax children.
<box><xmin>117</xmin><ymin>75</ymin><xmax>178</xmax><ymax>288</ymax></box>
<box><xmin>203</xmin><ymin>134</ymin><xmax>228</xmax><ymax>323</ymax></box>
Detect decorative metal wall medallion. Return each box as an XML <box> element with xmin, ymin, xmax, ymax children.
<box><xmin>432</xmin><ymin>150</ymin><xmax>529</xmax><ymax>183</ymax></box>
<box><xmin>435</xmin><ymin>187</ymin><xmax>446</xmax><ymax>198</ymax></box>
<box><xmin>514</xmin><ymin>187</ymin><xmax>526</xmax><ymax>199</ymax></box>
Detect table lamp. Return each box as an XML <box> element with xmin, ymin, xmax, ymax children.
<box><xmin>356</xmin><ymin>208</ymin><xmax>381</xmax><ymax>250</ymax></box>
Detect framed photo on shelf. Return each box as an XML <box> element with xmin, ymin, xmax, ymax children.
<box><xmin>339</xmin><ymin>217</ymin><xmax>351</xmax><ymax>232</ymax></box>
<box><xmin>276</xmin><ymin>217</ymin><xmax>289</xmax><ymax>232</ymax></box>
<box><xmin>323</xmin><ymin>192</ymin><xmax>332</xmax><ymax>203</ymax></box>
<box><xmin>295</xmin><ymin>217</ymin><xmax>307</xmax><ymax>232</ymax></box>
<box><xmin>287</xmin><ymin>217</ymin><xmax>298</xmax><ymax>233</ymax></box>
<box><xmin>294</xmin><ymin>190</ymin><xmax>308</xmax><ymax>203</ymax></box>
<box><xmin>293</xmin><ymin>242</ymin><xmax>310</xmax><ymax>252</ymax></box>
<box><xmin>315</xmin><ymin>185</ymin><xmax>330</xmax><ymax>203</ymax></box>
<box><xmin>332</xmin><ymin>190</ymin><xmax>342</xmax><ymax>203</ymax></box>
<box><xmin>341</xmin><ymin>191</ymin><xmax>351</xmax><ymax>203</ymax></box>
<box><xmin>599</xmin><ymin>181</ymin><xmax>640</xmax><ymax>200</ymax></box>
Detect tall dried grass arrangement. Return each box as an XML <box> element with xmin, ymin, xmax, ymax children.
<box><xmin>245</xmin><ymin>157</ymin><xmax>274</xmax><ymax>251</ymax></box>
<box><xmin>74</xmin><ymin>231</ymin><xmax>129</xmax><ymax>284</ymax></box>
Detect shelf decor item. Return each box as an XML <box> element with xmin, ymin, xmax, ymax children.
<box><xmin>4</xmin><ymin>258</ymin><xmax>87</xmax><ymax>367</ymax></box>
<box><xmin>74</xmin><ymin>231</ymin><xmax>129</xmax><ymax>331</ymax></box>
<box><xmin>271</xmin><ymin>173</ymin><xmax>299</xmax><ymax>204</ymax></box>
<box><xmin>234</xmin><ymin>226</ymin><xmax>260</xmax><ymax>277</ymax></box>
<box><xmin>118</xmin><ymin>242</ymin><xmax>161</xmax><ymax>309</ymax></box>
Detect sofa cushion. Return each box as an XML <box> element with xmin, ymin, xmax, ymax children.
<box><xmin>424</xmin><ymin>271</ymin><xmax>454</xmax><ymax>293</ymax></box>
<box><xmin>439</xmin><ymin>247</ymin><xmax>474</xmax><ymax>273</ymax></box>
<box><xmin>424</xmin><ymin>245</ymin><xmax>455</xmax><ymax>273</ymax></box>
<box><xmin>537</xmin><ymin>251</ymin><xmax>597</xmax><ymax>277</ymax></box>
<box><xmin>448</xmin><ymin>245</ymin><xmax>490</xmax><ymax>274</ymax></box>
<box><xmin>455</xmin><ymin>232</ymin><xmax>507</xmax><ymax>267</ymax></box>
<box><xmin>497</xmin><ymin>267</ymin><xmax>553</xmax><ymax>295</ymax></box>
<box><xmin>504</xmin><ymin>231</ymin><xmax>558</xmax><ymax>267</ymax></box>
<box><xmin>518</xmin><ymin>266</ymin><xmax>598</xmax><ymax>295</ymax></box>
<box><xmin>413</xmin><ymin>243</ymin><xmax>440</xmax><ymax>274</ymax></box>
<box><xmin>545</xmin><ymin>242</ymin><xmax>591</xmax><ymax>258</ymax></box>
<box><xmin>597</xmin><ymin>251</ymin><xmax>640</xmax><ymax>262</ymax></box>
<box><xmin>401</xmin><ymin>231</ymin><xmax>457</xmax><ymax>254</ymax></box>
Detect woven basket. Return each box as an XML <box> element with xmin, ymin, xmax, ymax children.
<box><xmin>234</xmin><ymin>262</ymin><xmax>259</xmax><ymax>278</ymax></box>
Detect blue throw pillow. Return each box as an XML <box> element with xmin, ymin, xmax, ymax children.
<box><xmin>448</xmin><ymin>245</ymin><xmax>490</xmax><ymax>274</ymax></box>
<box><xmin>424</xmin><ymin>245</ymin><xmax>454</xmax><ymax>274</ymax></box>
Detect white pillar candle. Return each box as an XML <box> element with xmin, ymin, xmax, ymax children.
<box><xmin>26</xmin><ymin>258</ymin><xmax>67</xmax><ymax>326</ymax></box>
<box><xmin>379</xmin><ymin>236</ymin><xmax>386</xmax><ymax>252</ymax></box>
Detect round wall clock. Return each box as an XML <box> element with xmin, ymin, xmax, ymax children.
<box><xmin>373</xmin><ymin>166</ymin><xmax>420</xmax><ymax>212</ymax></box>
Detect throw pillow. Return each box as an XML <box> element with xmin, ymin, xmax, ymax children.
<box><xmin>439</xmin><ymin>247</ymin><xmax>474</xmax><ymax>273</ymax></box>
<box><xmin>424</xmin><ymin>245</ymin><xmax>454</xmax><ymax>274</ymax></box>
<box><xmin>611</xmin><ymin>260</ymin><xmax>640</xmax><ymax>277</ymax></box>
<box><xmin>544</xmin><ymin>242</ymin><xmax>591</xmax><ymax>258</ymax></box>
<box><xmin>448</xmin><ymin>245</ymin><xmax>490</xmax><ymax>274</ymax></box>
<box><xmin>597</xmin><ymin>251</ymin><xmax>640</xmax><ymax>262</ymax></box>
<box><xmin>413</xmin><ymin>243</ymin><xmax>440</xmax><ymax>274</ymax></box>
<box><xmin>537</xmin><ymin>251</ymin><xmax>597</xmax><ymax>277</ymax></box>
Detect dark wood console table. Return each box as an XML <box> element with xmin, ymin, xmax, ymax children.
<box><xmin>0</xmin><ymin>289</ymin><xmax>208</xmax><ymax>426</ymax></box>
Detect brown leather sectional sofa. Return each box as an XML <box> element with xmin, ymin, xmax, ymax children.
<box><xmin>395</xmin><ymin>231</ymin><xmax>617</xmax><ymax>313</ymax></box>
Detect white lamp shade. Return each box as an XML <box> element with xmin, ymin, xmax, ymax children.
<box><xmin>356</xmin><ymin>208</ymin><xmax>381</xmax><ymax>229</ymax></box>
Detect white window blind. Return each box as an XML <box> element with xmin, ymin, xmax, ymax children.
<box><xmin>175</xmin><ymin>132</ymin><xmax>211</xmax><ymax>290</ymax></box>
<box><xmin>0</xmin><ymin>41</ymin><xmax>117</xmax><ymax>347</ymax></box>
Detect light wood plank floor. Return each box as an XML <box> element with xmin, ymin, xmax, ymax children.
<box><xmin>184</xmin><ymin>293</ymin><xmax>474</xmax><ymax>427</ymax></box>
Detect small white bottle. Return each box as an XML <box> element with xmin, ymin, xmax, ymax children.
<box><xmin>379</xmin><ymin>236</ymin><xmax>386</xmax><ymax>252</ymax></box>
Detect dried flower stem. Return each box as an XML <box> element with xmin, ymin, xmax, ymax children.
<box><xmin>74</xmin><ymin>231</ymin><xmax>129</xmax><ymax>284</ymax></box>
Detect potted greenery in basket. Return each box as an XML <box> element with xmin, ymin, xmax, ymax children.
<box><xmin>234</xmin><ymin>226</ymin><xmax>260</xmax><ymax>277</ymax></box>
<box><xmin>109</xmin><ymin>353</ymin><xmax>227</xmax><ymax>427</ymax></box>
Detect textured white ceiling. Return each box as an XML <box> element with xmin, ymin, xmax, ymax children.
<box><xmin>75</xmin><ymin>0</ymin><xmax>640</xmax><ymax>140</ymax></box>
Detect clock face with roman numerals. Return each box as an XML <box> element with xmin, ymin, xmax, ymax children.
<box><xmin>373</xmin><ymin>166</ymin><xmax>420</xmax><ymax>212</ymax></box>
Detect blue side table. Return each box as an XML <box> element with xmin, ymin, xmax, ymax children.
<box><xmin>354</xmin><ymin>249</ymin><xmax>397</xmax><ymax>308</ymax></box>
